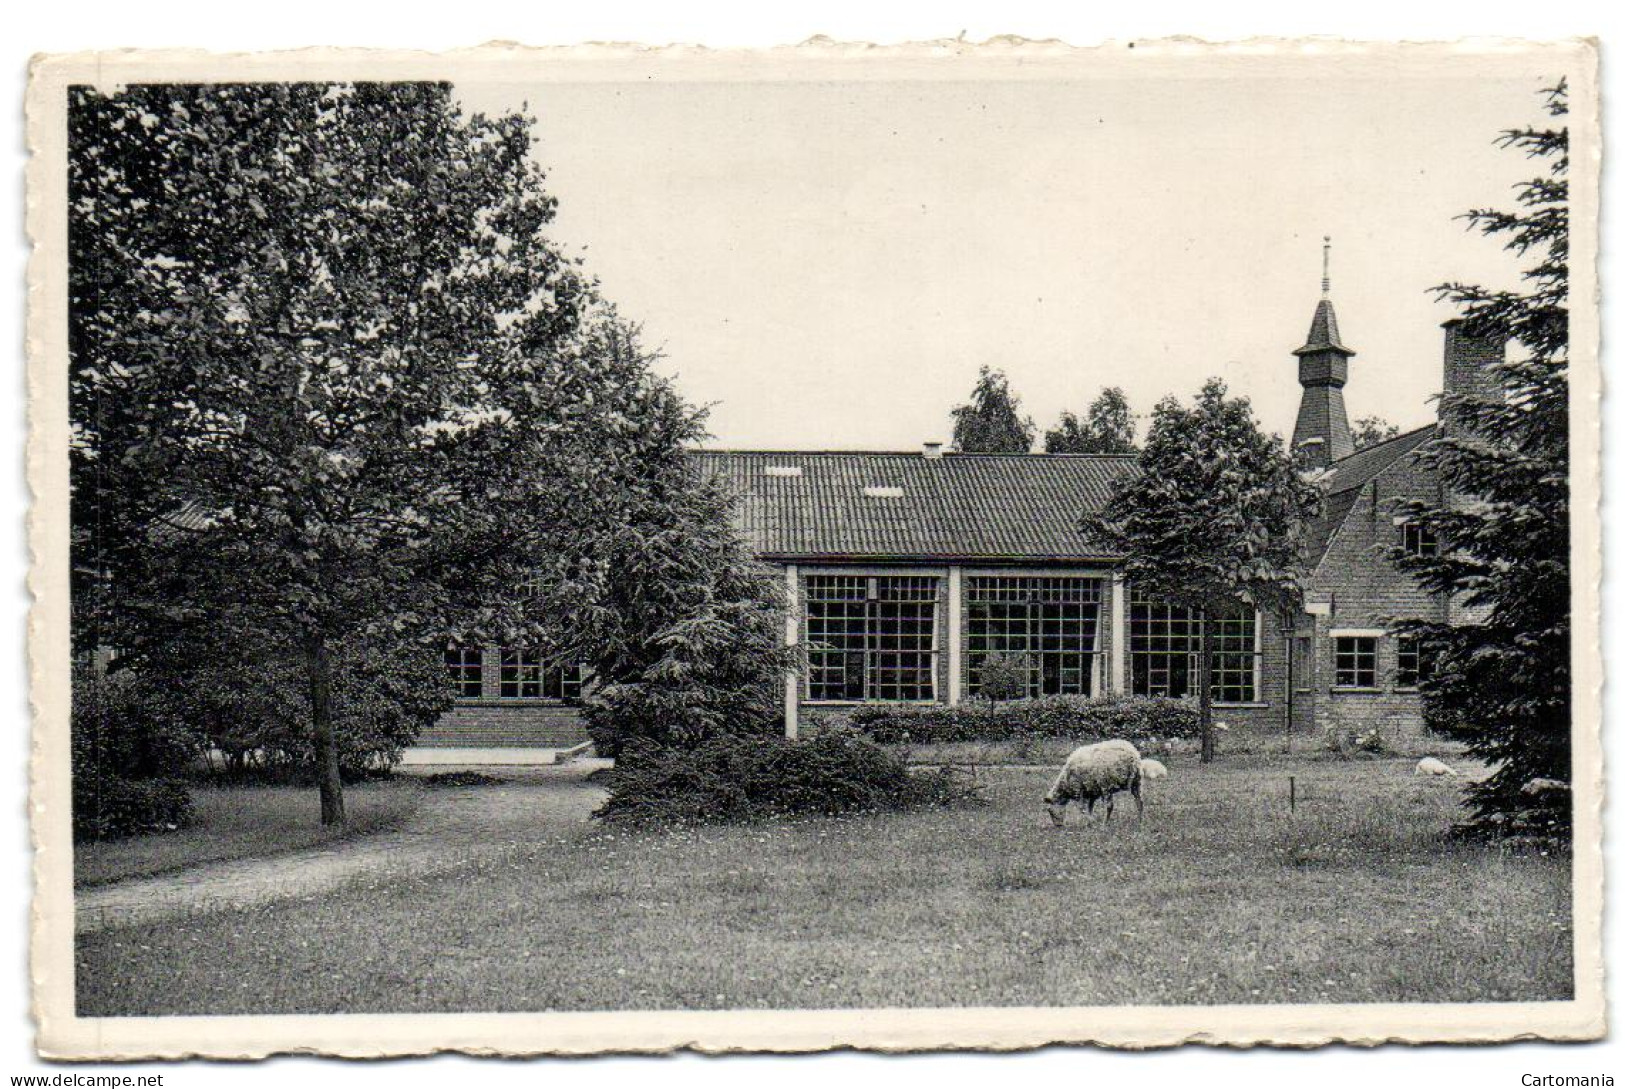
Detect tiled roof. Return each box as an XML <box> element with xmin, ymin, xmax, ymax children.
<box><xmin>1306</xmin><ymin>424</ymin><xmax>1437</xmax><ymax>565</ymax></box>
<box><xmin>691</xmin><ymin>450</ymin><xmax>1137</xmax><ymax>562</ymax></box>
<box><xmin>1322</xmin><ymin>425</ymin><xmax>1436</xmax><ymax>496</ymax></box>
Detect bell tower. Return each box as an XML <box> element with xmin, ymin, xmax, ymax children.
<box><xmin>1290</xmin><ymin>237</ymin><xmax>1355</xmax><ymax>469</ymax></box>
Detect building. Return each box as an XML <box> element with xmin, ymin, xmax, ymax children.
<box><xmin>417</xmin><ymin>275</ymin><xmax>1503</xmax><ymax>750</ymax></box>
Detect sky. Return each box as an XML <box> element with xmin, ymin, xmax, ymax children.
<box><xmin>454</xmin><ymin>52</ymin><xmax>1565</xmax><ymax>451</ymax></box>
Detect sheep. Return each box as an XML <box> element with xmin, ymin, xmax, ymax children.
<box><xmin>1044</xmin><ymin>739</ymin><xmax>1143</xmax><ymax>827</ymax></box>
<box><xmin>1415</xmin><ymin>757</ymin><xmax>1457</xmax><ymax>777</ymax></box>
<box><xmin>1520</xmin><ymin>777</ymin><xmax>1570</xmax><ymax>799</ymax></box>
<box><xmin>1139</xmin><ymin>758</ymin><xmax>1169</xmax><ymax>780</ymax></box>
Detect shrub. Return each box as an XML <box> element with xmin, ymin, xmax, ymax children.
<box><xmin>594</xmin><ymin>729</ymin><xmax>980</xmax><ymax>826</ymax></box>
<box><xmin>976</xmin><ymin>652</ymin><xmax>1027</xmax><ymax>708</ymax></box>
<box><xmin>134</xmin><ymin>635</ymin><xmax>451</xmax><ymax>781</ymax></box>
<box><xmin>848</xmin><ymin>694</ymin><xmax>1200</xmax><ymax>746</ymax></box>
<box><xmin>71</xmin><ymin>665</ymin><xmax>201</xmax><ymax>841</ymax></box>
<box><xmin>1325</xmin><ymin>726</ymin><xmax>1389</xmax><ymax>759</ymax></box>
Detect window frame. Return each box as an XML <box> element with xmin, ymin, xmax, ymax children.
<box><xmin>498</xmin><ymin>647</ymin><xmax>584</xmax><ymax>701</ymax></box>
<box><xmin>965</xmin><ymin>576</ymin><xmax>1104</xmax><ymax>699</ymax></box>
<box><xmin>445</xmin><ymin>646</ymin><xmax>485</xmax><ymax>699</ymax></box>
<box><xmin>1393</xmin><ymin>633</ymin><xmax>1428</xmax><ymax>691</ymax></box>
<box><xmin>1127</xmin><ymin>591</ymin><xmax>1262</xmax><ymax>705</ymax></box>
<box><xmin>1332</xmin><ymin>634</ymin><xmax>1379</xmax><ymax>690</ymax></box>
<box><xmin>1400</xmin><ymin>520</ymin><xmax>1438</xmax><ymax>558</ymax></box>
<box><xmin>803</xmin><ymin>574</ymin><xmax>940</xmax><ymax>703</ymax></box>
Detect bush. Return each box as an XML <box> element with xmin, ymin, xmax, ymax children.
<box><xmin>848</xmin><ymin>694</ymin><xmax>1200</xmax><ymax>746</ymax></box>
<box><xmin>71</xmin><ymin>666</ymin><xmax>201</xmax><ymax>841</ymax></box>
<box><xmin>976</xmin><ymin>652</ymin><xmax>1027</xmax><ymax>707</ymax></box>
<box><xmin>1325</xmin><ymin>726</ymin><xmax>1389</xmax><ymax>759</ymax></box>
<box><xmin>594</xmin><ymin>729</ymin><xmax>980</xmax><ymax>826</ymax></box>
<box><xmin>134</xmin><ymin>635</ymin><xmax>452</xmax><ymax>781</ymax></box>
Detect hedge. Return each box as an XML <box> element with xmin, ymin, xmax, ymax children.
<box><xmin>594</xmin><ymin>729</ymin><xmax>980</xmax><ymax>826</ymax></box>
<box><xmin>846</xmin><ymin>694</ymin><xmax>1201</xmax><ymax>745</ymax></box>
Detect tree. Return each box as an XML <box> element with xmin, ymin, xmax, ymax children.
<box><xmin>950</xmin><ymin>366</ymin><xmax>1035</xmax><ymax>453</ymax></box>
<box><xmin>69</xmin><ymin>83</ymin><xmax>720</xmax><ymax>825</ymax></box>
<box><xmin>580</xmin><ymin>449</ymin><xmax>793</xmax><ymax>758</ymax></box>
<box><xmin>1394</xmin><ymin>81</ymin><xmax>1571</xmax><ymax>835</ymax></box>
<box><xmin>1351</xmin><ymin>415</ymin><xmax>1401</xmax><ymax>450</ymax></box>
<box><xmin>1084</xmin><ymin>380</ymin><xmax>1321</xmax><ymax>762</ymax></box>
<box><xmin>976</xmin><ymin>651</ymin><xmax>1027</xmax><ymax>709</ymax></box>
<box><xmin>1044</xmin><ymin>387</ymin><xmax>1137</xmax><ymax>454</ymax></box>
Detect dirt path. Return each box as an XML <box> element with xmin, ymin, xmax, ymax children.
<box><xmin>75</xmin><ymin>762</ymin><xmax>610</xmax><ymax>935</ymax></box>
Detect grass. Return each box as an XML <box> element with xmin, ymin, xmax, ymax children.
<box><xmin>902</xmin><ymin>733</ymin><xmax>1470</xmax><ymax>767</ymax></box>
<box><xmin>75</xmin><ymin>756</ymin><xmax>1572</xmax><ymax>1015</ymax></box>
<box><xmin>74</xmin><ymin>779</ymin><xmax>426</xmax><ymax>889</ymax></box>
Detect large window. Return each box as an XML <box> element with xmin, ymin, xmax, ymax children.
<box><xmin>1333</xmin><ymin>635</ymin><xmax>1378</xmax><ymax>689</ymax></box>
<box><xmin>445</xmin><ymin>647</ymin><xmax>484</xmax><ymax>698</ymax></box>
<box><xmin>805</xmin><ymin>575</ymin><xmax>938</xmax><ymax>701</ymax></box>
<box><xmin>966</xmin><ymin>576</ymin><xmax>1102</xmax><ymax>698</ymax></box>
<box><xmin>1128</xmin><ymin>591</ymin><xmax>1259</xmax><ymax>703</ymax></box>
<box><xmin>498</xmin><ymin>648</ymin><xmax>584</xmax><ymax>701</ymax></box>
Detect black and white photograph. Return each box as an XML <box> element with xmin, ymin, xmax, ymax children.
<box><xmin>23</xmin><ymin>36</ymin><xmax>1600</xmax><ymax>1059</ymax></box>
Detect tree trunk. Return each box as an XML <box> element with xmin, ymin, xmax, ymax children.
<box><xmin>1198</xmin><ymin>606</ymin><xmax>1215</xmax><ymax>764</ymax></box>
<box><xmin>306</xmin><ymin>634</ymin><xmax>346</xmax><ymax>826</ymax></box>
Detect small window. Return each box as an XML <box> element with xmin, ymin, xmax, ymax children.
<box><xmin>445</xmin><ymin>646</ymin><xmax>484</xmax><ymax>698</ymax></box>
<box><xmin>1394</xmin><ymin>634</ymin><xmax>1430</xmax><ymax>690</ymax></box>
<box><xmin>1333</xmin><ymin>636</ymin><xmax>1377</xmax><ymax>689</ymax></box>
<box><xmin>1401</xmin><ymin>522</ymin><xmax>1438</xmax><ymax>557</ymax></box>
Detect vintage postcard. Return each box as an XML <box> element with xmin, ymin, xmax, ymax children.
<box><xmin>26</xmin><ymin>39</ymin><xmax>1601</xmax><ymax>1058</ymax></box>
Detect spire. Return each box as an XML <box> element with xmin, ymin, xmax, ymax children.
<box><xmin>1290</xmin><ymin>236</ymin><xmax>1355</xmax><ymax>467</ymax></box>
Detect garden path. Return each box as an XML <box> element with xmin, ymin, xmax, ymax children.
<box><xmin>74</xmin><ymin>760</ymin><xmax>611</xmax><ymax>935</ymax></box>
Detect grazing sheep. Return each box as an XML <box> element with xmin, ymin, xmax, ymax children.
<box><xmin>1415</xmin><ymin>757</ymin><xmax>1457</xmax><ymax>777</ymax></box>
<box><xmin>1139</xmin><ymin>758</ymin><xmax>1169</xmax><ymax>780</ymax></box>
<box><xmin>1045</xmin><ymin>740</ymin><xmax>1143</xmax><ymax>827</ymax></box>
<box><xmin>1520</xmin><ymin>777</ymin><xmax>1570</xmax><ymax>799</ymax></box>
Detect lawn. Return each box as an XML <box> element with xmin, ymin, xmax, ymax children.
<box><xmin>74</xmin><ymin>780</ymin><xmax>426</xmax><ymax>888</ymax></box>
<box><xmin>75</xmin><ymin>755</ymin><xmax>1572</xmax><ymax>1015</ymax></box>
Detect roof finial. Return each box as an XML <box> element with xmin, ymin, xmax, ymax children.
<box><xmin>1321</xmin><ymin>235</ymin><xmax>1332</xmax><ymax>297</ymax></box>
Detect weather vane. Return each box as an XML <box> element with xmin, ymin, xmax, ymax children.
<box><xmin>1321</xmin><ymin>235</ymin><xmax>1332</xmax><ymax>297</ymax></box>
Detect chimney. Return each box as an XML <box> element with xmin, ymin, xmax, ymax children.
<box><xmin>1439</xmin><ymin>320</ymin><xmax>1507</xmax><ymax>435</ymax></box>
<box><xmin>922</xmin><ymin>441</ymin><xmax>945</xmax><ymax>460</ymax></box>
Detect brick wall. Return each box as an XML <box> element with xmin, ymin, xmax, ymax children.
<box><xmin>417</xmin><ymin>702</ymin><xmax>588</xmax><ymax>747</ymax></box>
<box><xmin>1305</xmin><ymin>446</ymin><xmax>1446</xmax><ymax>740</ymax></box>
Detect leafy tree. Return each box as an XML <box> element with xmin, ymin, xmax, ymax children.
<box><xmin>1044</xmin><ymin>387</ymin><xmax>1137</xmax><ymax>454</ymax></box>
<box><xmin>1351</xmin><ymin>415</ymin><xmax>1401</xmax><ymax>450</ymax></box>
<box><xmin>69</xmin><ymin>83</ymin><xmax>727</xmax><ymax>825</ymax></box>
<box><xmin>1394</xmin><ymin>81</ymin><xmax>1571</xmax><ymax>835</ymax></box>
<box><xmin>950</xmin><ymin>366</ymin><xmax>1035</xmax><ymax>453</ymax></box>
<box><xmin>1085</xmin><ymin>380</ymin><xmax>1321</xmax><ymax>762</ymax></box>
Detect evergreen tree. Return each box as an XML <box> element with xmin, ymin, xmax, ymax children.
<box><xmin>1085</xmin><ymin>381</ymin><xmax>1321</xmax><ymax>762</ymax></box>
<box><xmin>950</xmin><ymin>366</ymin><xmax>1035</xmax><ymax>453</ymax></box>
<box><xmin>1394</xmin><ymin>80</ymin><xmax>1571</xmax><ymax>835</ymax></box>
<box><xmin>1045</xmin><ymin>387</ymin><xmax>1137</xmax><ymax>454</ymax></box>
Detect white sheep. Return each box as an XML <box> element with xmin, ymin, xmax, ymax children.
<box><xmin>1139</xmin><ymin>758</ymin><xmax>1169</xmax><ymax>780</ymax></box>
<box><xmin>1520</xmin><ymin>777</ymin><xmax>1570</xmax><ymax>799</ymax></box>
<box><xmin>1415</xmin><ymin>757</ymin><xmax>1457</xmax><ymax>777</ymax></box>
<box><xmin>1044</xmin><ymin>739</ymin><xmax>1144</xmax><ymax>827</ymax></box>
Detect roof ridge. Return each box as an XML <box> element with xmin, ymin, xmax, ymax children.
<box><xmin>1327</xmin><ymin>421</ymin><xmax>1436</xmax><ymax>465</ymax></box>
<box><xmin>690</xmin><ymin>449</ymin><xmax>1139</xmax><ymax>459</ymax></box>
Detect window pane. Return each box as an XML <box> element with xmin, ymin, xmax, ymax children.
<box><xmin>445</xmin><ymin>646</ymin><xmax>483</xmax><ymax>699</ymax></box>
